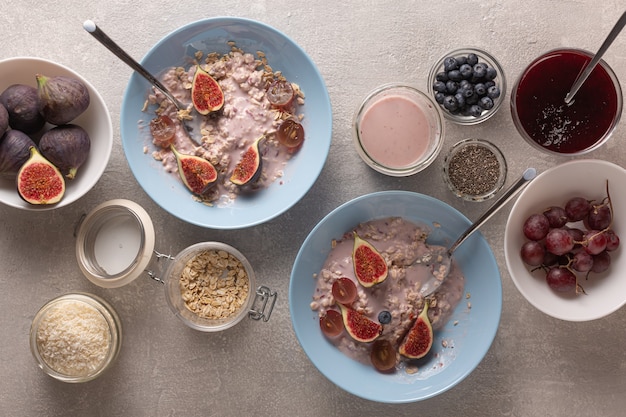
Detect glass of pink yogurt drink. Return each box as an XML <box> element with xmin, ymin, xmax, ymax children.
<box><xmin>353</xmin><ymin>84</ymin><xmax>445</xmax><ymax>176</ymax></box>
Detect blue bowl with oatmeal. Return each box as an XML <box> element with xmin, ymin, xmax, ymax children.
<box><xmin>289</xmin><ymin>191</ymin><xmax>502</xmax><ymax>403</ymax></box>
<box><xmin>120</xmin><ymin>17</ymin><xmax>331</xmax><ymax>229</ymax></box>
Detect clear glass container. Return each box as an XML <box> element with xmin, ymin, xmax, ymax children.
<box><xmin>510</xmin><ymin>48</ymin><xmax>622</xmax><ymax>155</ymax></box>
<box><xmin>164</xmin><ymin>242</ymin><xmax>276</xmax><ymax>332</ymax></box>
<box><xmin>353</xmin><ymin>83</ymin><xmax>445</xmax><ymax>176</ymax></box>
<box><xmin>428</xmin><ymin>47</ymin><xmax>506</xmax><ymax>125</ymax></box>
<box><xmin>30</xmin><ymin>293</ymin><xmax>122</xmax><ymax>383</ymax></box>
<box><xmin>443</xmin><ymin>139</ymin><xmax>507</xmax><ymax>202</ymax></box>
<box><xmin>75</xmin><ymin>199</ymin><xmax>155</xmax><ymax>288</ymax></box>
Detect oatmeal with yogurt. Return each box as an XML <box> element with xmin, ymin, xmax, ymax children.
<box><xmin>143</xmin><ymin>44</ymin><xmax>305</xmax><ymax>205</ymax></box>
<box><xmin>310</xmin><ymin>217</ymin><xmax>465</xmax><ymax>372</ymax></box>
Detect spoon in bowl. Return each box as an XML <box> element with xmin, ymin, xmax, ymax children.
<box><xmin>82</xmin><ymin>20</ymin><xmax>203</xmax><ymax>145</ymax></box>
<box><xmin>564</xmin><ymin>10</ymin><xmax>626</xmax><ymax>105</ymax></box>
<box><xmin>418</xmin><ymin>167</ymin><xmax>537</xmax><ymax>297</ymax></box>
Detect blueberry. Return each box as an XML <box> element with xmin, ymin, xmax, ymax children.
<box><xmin>474</xmin><ymin>83</ymin><xmax>487</xmax><ymax>96</ymax></box>
<box><xmin>445</xmin><ymin>80</ymin><xmax>459</xmax><ymax>94</ymax></box>
<box><xmin>443</xmin><ymin>56</ymin><xmax>458</xmax><ymax>71</ymax></box>
<box><xmin>469</xmin><ymin>104</ymin><xmax>483</xmax><ymax>117</ymax></box>
<box><xmin>487</xmin><ymin>85</ymin><xmax>501</xmax><ymax>99</ymax></box>
<box><xmin>467</xmin><ymin>53</ymin><xmax>479</xmax><ymax>66</ymax></box>
<box><xmin>435</xmin><ymin>92</ymin><xmax>445</xmax><ymax>104</ymax></box>
<box><xmin>435</xmin><ymin>71</ymin><xmax>449</xmax><ymax>82</ymax></box>
<box><xmin>378</xmin><ymin>310</ymin><xmax>392</xmax><ymax>325</ymax></box>
<box><xmin>433</xmin><ymin>80</ymin><xmax>447</xmax><ymax>93</ymax></box>
<box><xmin>466</xmin><ymin>94</ymin><xmax>479</xmax><ymax>105</ymax></box>
<box><xmin>447</xmin><ymin>69</ymin><xmax>463</xmax><ymax>82</ymax></box>
<box><xmin>443</xmin><ymin>95</ymin><xmax>458</xmax><ymax>111</ymax></box>
<box><xmin>473</xmin><ymin>63</ymin><xmax>488</xmax><ymax>79</ymax></box>
<box><xmin>462</xmin><ymin>86</ymin><xmax>474</xmax><ymax>98</ymax></box>
<box><xmin>456</xmin><ymin>55</ymin><xmax>468</xmax><ymax>65</ymax></box>
<box><xmin>454</xmin><ymin>93</ymin><xmax>466</xmax><ymax>108</ymax></box>
<box><xmin>459</xmin><ymin>63</ymin><xmax>473</xmax><ymax>79</ymax></box>
<box><xmin>459</xmin><ymin>79</ymin><xmax>470</xmax><ymax>88</ymax></box>
<box><xmin>485</xmin><ymin>66</ymin><xmax>498</xmax><ymax>80</ymax></box>
<box><xmin>479</xmin><ymin>96</ymin><xmax>494</xmax><ymax>110</ymax></box>
<box><xmin>485</xmin><ymin>80</ymin><xmax>496</xmax><ymax>89</ymax></box>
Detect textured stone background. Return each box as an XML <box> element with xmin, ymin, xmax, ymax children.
<box><xmin>1</xmin><ymin>1</ymin><xmax>625</xmax><ymax>416</ymax></box>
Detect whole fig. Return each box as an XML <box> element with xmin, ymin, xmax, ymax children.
<box><xmin>0</xmin><ymin>84</ymin><xmax>46</xmax><ymax>134</ymax></box>
<box><xmin>0</xmin><ymin>129</ymin><xmax>37</xmax><ymax>178</ymax></box>
<box><xmin>39</xmin><ymin>124</ymin><xmax>91</xmax><ymax>179</ymax></box>
<box><xmin>0</xmin><ymin>103</ymin><xmax>8</xmax><ymax>136</ymax></box>
<box><xmin>36</xmin><ymin>74</ymin><xmax>90</xmax><ymax>125</ymax></box>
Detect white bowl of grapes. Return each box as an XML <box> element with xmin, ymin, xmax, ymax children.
<box><xmin>504</xmin><ymin>159</ymin><xmax>626</xmax><ymax>321</ymax></box>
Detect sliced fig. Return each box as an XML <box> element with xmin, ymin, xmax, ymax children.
<box><xmin>191</xmin><ymin>66</ymin><xmax>224</xmax><ymax>115</ymax></box>
<box><xmin>171</xmin><ymin>146</ymin><xmax>218</xmax><ymax>195</ymax></box>
<box><xmin>0</xmin><ymin>130</ymin><xmax>37</xmax><ymax>179</ymax></box>
<box><xmin>230</xmin><ymin>136</ymin><xmax>264</xmax><ymax>186</ymax></box>
<box><xmin>370</xmin><ymin>339</ymin><xmax>397</xmax><ymax>372</ymax></box>
<box><xmin>338</xmin><ymin>303</ymin><xmax>382</xmax><ymax>343</ymax></box>
<box><xmin>0</xmin><ymin>84</ymin><xmax>46</xmax><ymax>134</ymax></box>
<box><xmin>39</xmin><ymin>124</ymin><xmax>91</xmax><ymax>179</ymax></box>
<box><xmin>352</xmin><ymin>232</ymin><xmax>388</xmax><ymax>287</ymax></box>
<box><xmin>398</xmin><ymin>301</ymin><xmax>433</xmax><ymax>359</ymax></box>
<box><xmin>0</xmin><ymin>103</ymin><xmax>8</xmax><ymax>136</ymax></box>
<box><xmin>36</xmin><ymin>74</ymin><xmax>90</xmax><ymax>125</ymax></box>
<box><xmin>17</xmin><ymin>146</ymin><xmax>65</xmax><ymax>205</ymax></box>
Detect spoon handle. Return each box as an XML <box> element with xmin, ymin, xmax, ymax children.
<box><xmin>448</xmin><ymin>168</ymin><xmax>537</xmax><ymax>254</ymax></box>
<box><xmin>82</xmin><ymin>20</ymin><xmax>185</xmax><ymax>110</ymax></box>
<box><xmin>565</xmin><ymin>10</ymin><xmax>626</xmax><ymax>104</ymax></box>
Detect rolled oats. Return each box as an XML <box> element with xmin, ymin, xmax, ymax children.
<box><xmin>179</xmin><ymin>250</ymin><xmax>250</xmax><ymax>320</ymax></box>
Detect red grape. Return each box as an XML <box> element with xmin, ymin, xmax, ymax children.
<box><xmin>332</xmin><ymin>277</ymin><xmax>358</xmax><ymax>304</ymax></box>
<box><xmin>583</xmin><ymin>230</ymin><xmax>607</xmax><ymax>255</ymax></box>
<box><xmin>586</xmin><ymin>203</ymin><xmax>612</xmax><ymax>230</ymax></box>
<box><xmin>266</xmin><ymin>79</ymin><xmax>294</xmax><ymax>107</ymax></box>
<box><xmin>276</xmin><ymin>119</ymin><xmax>305</xmax><ymax>148</ymax></box>
<box><xmin>320</xmin><ymin>310</ymin><xmax>344</xmax><ymax>337</ymax></box>
<box><xmin>370</xmin><ymin>339</ymin><xmax>397</xmax><ymax>372</ymax></box>
<box><xmin>523</xmin><ymin>213</ymin><xmax>550</xmax><ymax>241</ymax></box>
<box><xmin>543</xmin><ymin>206</ymin><xmax>568</xmax><ymax>228</ymax></box>
<box><xmin>520</xmin><ymin>241</ymin><xmax>545</xmax><ymax>266</ymax></box>
<box><xmin>149</xmin><ymin>115</ymin><xmax>176</xmax><ymax>148</ymax></box>
<box><xmin>546</xmin><ymin>267</ymin><xmax>577</xmax><ymax>293</ymax></box>
<box><xmin>565</xmin><ymin>197</ymin><xmax>591</xmax><ymax>222</ymax></box>
<box><xmin>545</xmin><ymin>228</ymin><xmax>574</xmax><ymax>255</ymax></box>
<box><xmin>571</xmin><ymin>251</ymin><xmax>593</xmax><ymax>273</ymax></box>
<box><xmin>605</xmin><ymin>229</ymin><xmax>620</xmax><ymax>251</ymax></box>
<box><xmin>591</xmin><ymin>251</ymin><xmax>611</xmax><ymax>273</ymax></box>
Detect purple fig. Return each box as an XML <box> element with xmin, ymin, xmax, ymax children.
<box><xmin>36</xmin><ymin>74</ymin><xmax>90</xmax><ymax>125</ymax></box>
<box><xmin>0</xmin><ymin>103</ymin><xmax>8</xmax><ymax>136</ymax></box>
<box><xmin>0</xmin><ymin>84</ymin><xmax>46</xmax><ymax>134</ymax></box>
<box><xmin>0</xmin><ymin>129</ymin><xmax>37</xmax><ymax>179</ymax></box>
<box><xmin>39</xmin><ymin>124</ymin><xmax>91</xmax><ymax>179</ymax></box>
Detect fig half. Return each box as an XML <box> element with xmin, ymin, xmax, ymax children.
<box><xmin>338</xmin><ymin>303</ymin><xmax>382</xmax><ymax>343</ymax></box>
<box><xmin>39</xmin><ymin>124</ymin><xmax>91</xmax><ymax>179</ymax></box>
<box><xmin>36</xmin><ymin>74</ymin><xmax>90</xmax><ymax>125</ymax></box>
<box><xmin>230</xmin><ymin>136</ymin><xmax>264</xmax><ymax>186</ymax></box>
<box><xmin>191</xmin><ymin>66</ymin><xmax>224</xmax><ymax>115</ymax></box>
<box><xmin>352</xmin><ymin>232</ymin><xmax>388</xmax><ymax>287</ymax></box>
<box><xmin>398</xmin><ymin>301</ymin><xmax>433</xmax><ymax>359</ymax></box>
<box><xmin>17</xmin><ymin>146</ymin><xmax>66</xmax><ymax>205</ymax></box>
<box><xmin>171</xmin><ymin>146</ymin><xmax>218</xmax><ymax>195</ymax></box>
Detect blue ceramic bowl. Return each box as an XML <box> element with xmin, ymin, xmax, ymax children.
<box><xmin>289</xmin><ymin>191</ymin><xmax>502</xmax><ymax>403</ymax></box>
<box><xmin>120</xmin><ymin>17</ymin><xmax>331</xmax><ymax>229</ymax></box>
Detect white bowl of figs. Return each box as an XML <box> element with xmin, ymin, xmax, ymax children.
<box><xmin>0</xmin><ymin>57</ymin><xmax>112</xmax><ymax>210</ymax></box>
<box><xmin>504</xmin><ymin>160</ymin><xmax>626</xmax><ymax>321</ymax></box>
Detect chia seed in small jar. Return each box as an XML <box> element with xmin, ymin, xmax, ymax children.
<box><xmin>443</xmin><ymin>139</ymin><xmax>507</xmax><ymax>201</ymax></box>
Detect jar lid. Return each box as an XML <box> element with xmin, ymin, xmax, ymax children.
<box><xmin>75</xmin><ymin>199</ymin><xmax>155</xmax><ymax>288</ymax></box>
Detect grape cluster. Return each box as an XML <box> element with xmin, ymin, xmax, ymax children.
<box><xmin>519</xmin><ymin>193</ymin><xmax>619</xmax><ymax>294</ymax></box>
<box><xmin>432</xmin><ymin>52</ymin><xmax>501</xmax><ymax>117</ymax></box>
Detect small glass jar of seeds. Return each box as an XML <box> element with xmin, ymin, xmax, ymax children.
<box><xmin>443</xmin><ymin>138</ymin><xmax>507</xmax><ymax>201</ymax></box>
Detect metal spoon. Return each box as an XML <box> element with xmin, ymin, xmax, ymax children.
<box><xmin>418</xmin><ymin>167</ymin><xmax>537</xmax><ymax>297</ymax></box>
<box><xmin>564</xmin><ymin>10</ymin><xmax>626</xmax><ymax>105</ymax></box>
<box><xmin>82</xmin><ymin>20</ymin><xmax>203</xmax><ymax>145</ymax></box>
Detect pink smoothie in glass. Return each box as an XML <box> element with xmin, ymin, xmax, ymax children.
<box><xmin>358</xmin><ymin>94</ymin><xmax>431</xmax><ymax>168</ymax></box>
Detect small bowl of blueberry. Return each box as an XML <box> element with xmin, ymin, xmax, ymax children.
<box><xmin>428</xmin><ymin>47</ymin><xmax>506</xmax><ymax>125</ymax></box>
